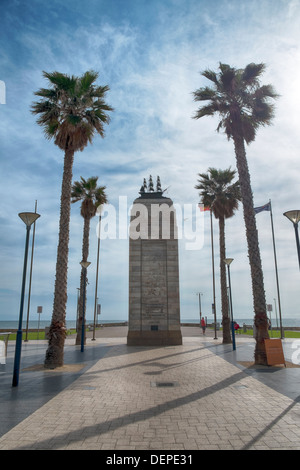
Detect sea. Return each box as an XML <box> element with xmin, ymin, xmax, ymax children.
<box><xmin>0</xmin><ymin>317</ymin><xmax>299</xmax><ymax>330</ymax></box>
<box><xmin>0</xmin><ymin>319</ymin><xmax>124</xmax><ymax>330</ymax></box>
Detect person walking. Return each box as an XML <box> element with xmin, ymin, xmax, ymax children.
<box><xmin>201</xmin><ymin>317</ymin><xmax>206</xmax><ymax>335</ymax></box>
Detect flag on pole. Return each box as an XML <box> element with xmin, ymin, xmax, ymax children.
<box><xmin>198</xmin><ymin>204</ymin><xmax>210</xmax><ymax>212</ymax></box>
<box><xmin>253</xmin><ymin>199</ymin><xmax>284</xmax><ymax>337</ymax></box>
<box><xmin>254</xmin><ymin>202</ymin><xmax>271</xmax><ymax>214</ymax></box>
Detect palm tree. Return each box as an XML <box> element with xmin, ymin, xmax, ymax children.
<box><xmin>193</xmin><ymin>63</ymin><xmax>278</xmax><ymax>364</ymax></box>
<box><xmin>196</xmin><ymin>168</ymin><xmax>241</xmax><ymax>344</ymax></box>
<box><xmin>71</xmin><ymin>176</ymin><xmax>107</xmax><ymax>346</ymax></box>
<box><xmin>32</xmin><ymin>71</ymin><xmax>113</xmax><ymax>368</ymax></box>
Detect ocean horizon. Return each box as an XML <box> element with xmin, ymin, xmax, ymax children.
<box><xmin>0</xmin><ymin>317</ymin><xmax>299</xmax><ymax>330</ymax></box>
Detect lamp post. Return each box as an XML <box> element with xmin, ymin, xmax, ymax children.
<box><xmin>76</xmin><ymin>287</ymin><xmax>80</xmax><ymax>331</ymax></box>
<box><xmin>80</xmin><ymin>260</ymin><xmax>91</xmax><ymax>352</ymax></box>
<box><xmin>283</xmin><ymin>210</ymin><xmax>300</xmax><ymax>270</ymax></box>
<box><xmin>24</xmin><ymin>200</ymin><xmax>38</xmax><ymax>342</ymax></box>
<box><xmin>92</xmin><ymin>208</ymin><xmax>103</xmax><ymax>341</ymax></box>
<box><xmin>12</xmin><ymin>212</ymin><xmax>40</xmax><ymax>387</ymax></box>
<box><xmin>196</xmin><ymin>292</ymin><xmax>203</xmax><ymax>322</ymax></box>
<box><xmin>209</xmin><ymin>209</ymin><xmax>217</xmax><ymax>339</ymax></box>
<box><xmin>224</xmin><ymin>258</ymin><xmax>236</xmax><ymax>351</ymax></box>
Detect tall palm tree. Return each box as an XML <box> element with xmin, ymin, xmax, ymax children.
<box><xmin>32</xmin><ymin>71</ymin><xmax>113</xmax><ymax>368</ymax></box>
<box><xmin>196</xmin><ymin>168</ymin><xmax>241</xmax><ymax>344</ymax></box>
<box><xmin>71</xmin><ymin>176</ymin><xmax>107</xmax><ymax>346</ymax></box>
<box><xmin>193</xmin><ymin>63</ymin><xmax>278</xmax><ymax>364</ymax></box>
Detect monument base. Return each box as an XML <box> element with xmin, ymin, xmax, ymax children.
<box><xmin>127</xmin><ymin>330</ymin><xmax>182</xmax><ymax>346</ymax></box>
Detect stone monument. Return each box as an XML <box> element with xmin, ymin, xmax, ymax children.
<box><xmin>127</xmin><ymin>176</ymin><xmax>182</xmax><ymax>346</ymax></box>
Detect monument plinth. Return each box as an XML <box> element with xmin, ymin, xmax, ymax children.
<box><xmin>127</xmin><ymin>176</ymin><xmax>182</xmax><ymax>346</ymax></box>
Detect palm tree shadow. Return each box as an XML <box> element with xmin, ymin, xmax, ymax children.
<box><xmin>15</xmin><ymin>368</ymin><xmax>247</xmax><ymax>450</ymax></box>
<box><xmin>12</xmin><ymin>343</ymin><xmax>299</xmax><ymax>450</ymax></box>
<box><xmin>242</xmin><ymin>395</ymin><xmax>300</xmax><ymax>450</ymax></box>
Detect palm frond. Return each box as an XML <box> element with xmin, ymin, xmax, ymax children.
<box><xmin>254</xmin><ymin>84</ymin><xmax>279</xmax><ymax>100</ymax></box>
<box><xmin>78</xmin><ymin>70</ymin><xmax>99</xmax><ymax>95</ymax></box>
<box><xmin>32</xmin><ymin>70</ymin><xmax>113</xmax><ymax>152</ymax></box>
<box><xmin>196</xmin><ymin>167</ymin><xmax>240</xmax><ymax>220</ymax></box>
<box><xmin>242</xmin><ymin>63</ymin><xmax>265</xmax><ymax>84</ymax></box>
<box><xmin>193</xmin><ymin>86</ymin><xmax>216</xmax><ymax>102</ymax></box>
<box><xmin>192</xmin><ymin>62</ymin><xmax>278</xmax><ymax>144</ymax></box>
<box><xmin>42</xmin><ymin>71</ymin><xmax>77</xmax><ymax>93</ymax></box>
<box><xmin>71</xmin><ymin>176</ymin><xmax>108</xmax><ymax>216</ymax></box>
<box><xmin>193</xmin><ymin>103</ymin><xmax>219</xmax><ymax>119</ymax></box>
<box><xmin>33</xmin><ymin>88</ymin><xmax>57</xmax><ymax>99</ymax></box>
<box><xmin>67</xmin><ymin>115</ymin><xmax>82</xmax><ymax>125</ymax></box>
<box><xmin>219</xmin><ymin>64</ymin><xmax>236</xmax><ymax>92</ymax></box>
<box><xmin>201</xmin><ymin>69</ymin><xmax>219</xmax><ymax>85</ymax></box>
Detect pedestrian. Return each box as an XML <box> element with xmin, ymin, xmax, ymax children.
<box><xmin>201</xmin><ymin>317</ymin><xmax>206</xmax><ymax>335</ymax></box>
<box><xmin>268</xmin><ymin>318</ymin><xmax>271</xmax><ymax>330</ymax></box>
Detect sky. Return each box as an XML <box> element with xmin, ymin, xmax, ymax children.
<box><xmin>1</xmin><ymin>0</ymin><xmax>300</xmax><ymax>326</ymax></box>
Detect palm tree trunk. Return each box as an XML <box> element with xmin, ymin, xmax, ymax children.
<box><xmin>219</xmin><ymin>216</ymin><xmax>231</xmax><ymax>344</ymax></box>
<box><xmin>76</xmin><ymin>217</ymin><xmax>91</xmax><ymax>345</ymax></box>
<box><xmin>232</xmin><ymin>133</ymin><xmax>269</xmax><ymax>364</ymax></box>
<box><xmin>44</xmin><ymin>149</ymin><xmax>74</xmax><ymax>368</ymax></box>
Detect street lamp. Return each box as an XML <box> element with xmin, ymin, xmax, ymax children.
<box><xmin>224</xmin><ymin>258</ymin><xmax>236</xmax><ymax>351</ymax></box>
<box><xmin>80</xmin><ymin>260</ymin><xmax>91</xmax><ymax>352</ymax></box>
<box><xmin>24</xmin><ymin>200</ymin><xmax>38</xmax><ymax>342</ymax></box>
<box><xmin>92</xmin><ymin>207</ymin><xmax>104</xmax><ymax>341</ymax></box>
<box><xmin>12</xmin><ymin>212</ymin><xmax>40</xmax><ymax>387</ymax></box>
<box><xmin>283</xmin><ymin>210</ymin><xmax>300</xmax><ymax>269</ymax></box>
<box><xmin>196</xmin><ymin>292</ymin><xmax>203</xmax><ymax>321</ymax></box>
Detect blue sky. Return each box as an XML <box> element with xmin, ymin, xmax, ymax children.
<box><xmin>1</xmin><ymin>0</ymin><xmax>300</xmax><ymax>325</ymax></box>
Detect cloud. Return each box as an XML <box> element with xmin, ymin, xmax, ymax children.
<box><xmin>1</xmin><ymin>0</ymin><xmax>300</xmax><ymax>324</ymax></box>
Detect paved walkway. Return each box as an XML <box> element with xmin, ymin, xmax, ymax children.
<box><xmin>0</xmin><ymin>326</ymin><xmax>300</xmax><ymax>450</ymax></box>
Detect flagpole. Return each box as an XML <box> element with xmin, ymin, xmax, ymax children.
<box><xmin>269</xmin><ymin>199</ymin><xmax>284</xmax><ymax>339</ymax></box>
<box><xmin>210</xmin><ymin>209</ymin><xmax>217</xmax><ymax>339</ymax></box>
<box><xmin>24</xmin><ymin>200</ymin><xmax>37</xmax><ymax>342</ymax></box>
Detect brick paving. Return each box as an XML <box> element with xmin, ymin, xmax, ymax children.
<box><xmin>0</xmin><ymin>327</ymin><xmax>300</xmax><ymax>450</ymax></box>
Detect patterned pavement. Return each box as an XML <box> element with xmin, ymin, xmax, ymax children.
<box><xmin>0</xmin><ymin>327</ymin><xmax>300</xmax><ymax>450</ymax></box>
